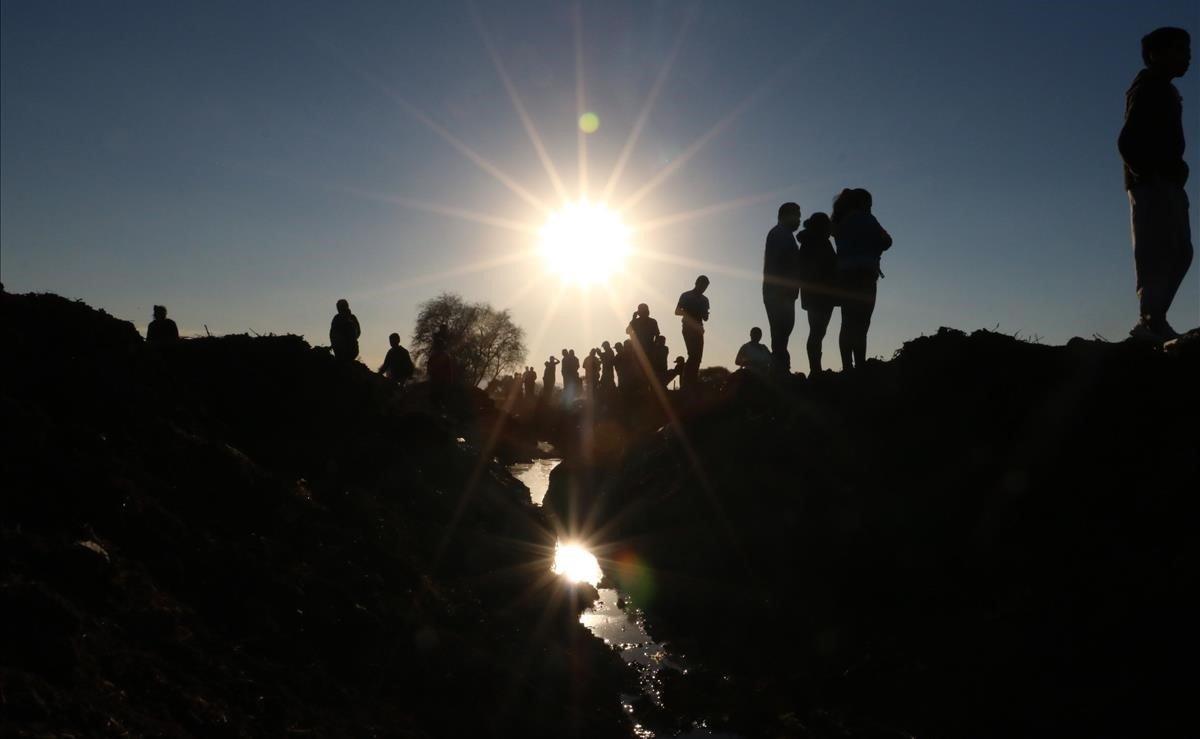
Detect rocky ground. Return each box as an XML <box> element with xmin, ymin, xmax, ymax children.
<box><xmin>0</xmin><ymin>291</ymin><xmax>631</xmax><ymax>738</ymax></box>
<box><xmin>5</xmin><ymin>289</ymin><xmax>1195</xmax><ymax>739</ymax></box>
<box><xmin>546</xmin><ymin>327</ymin><xmax>1198</xmax><ymax>738</ymax></box>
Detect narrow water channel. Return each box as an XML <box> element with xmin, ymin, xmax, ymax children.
<box><xmin>509</xmin><ymin>457</ymin><xmax>739</xmax><ymax>739</ymax></box>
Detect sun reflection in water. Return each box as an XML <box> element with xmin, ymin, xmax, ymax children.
<box><xmin>552</xmin><ymin>541</ymin><xmax>602</xmax><ymax>586</ymax></box>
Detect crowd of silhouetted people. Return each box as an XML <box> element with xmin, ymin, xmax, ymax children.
<box><xmin>139</xmin><ymin>26</ymin><xmax>1193</xmax><ymax>410</ymax></box>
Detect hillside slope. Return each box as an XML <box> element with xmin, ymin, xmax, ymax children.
<box><xmin>546</xmin><ymin>327</ymin><xmax>1198</xmax><ymax>738</ymax></box>
<box><xmin>0</xmin><ymin>292</ymin><xmax>628</xmax><ymax>738</ymax></box>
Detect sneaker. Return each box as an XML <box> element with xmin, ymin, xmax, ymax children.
<box><xmin>1129</xmin><ymin>320</ymin><xmax>1165</xmax><ymax>343</ymax></box>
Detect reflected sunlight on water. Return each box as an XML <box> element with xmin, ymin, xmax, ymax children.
<box><xmin>508</xmin><ymin>458</ymin><xmax>560</xmax><ymax>506</ymax></box>
<box><xmin>552</xmin><ymin>542</ymin><xmax>603</xmax><ymax>586</ymax></box>
<box><xmin>507</xmin><ymin>457</ymin><xmax>739</xmax><ymax>738</ymax></box>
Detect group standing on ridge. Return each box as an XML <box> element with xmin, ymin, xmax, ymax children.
<box><xmin>761</xmin><ymin>190</ymin><xmax>892</xmax><ymax>376</ymax></box>
<box><xmin>138</xmin><ymin>27</ymin><xmax>1192</xmax><ymax>406</ymax></box>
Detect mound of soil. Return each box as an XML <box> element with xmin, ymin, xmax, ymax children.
<box><xmin>1</xmin><ymin>292</ymin><xmax>630</xmax><ymax>738</ymax></box>
<box><xmin>546</xmin><ymin>327</ymin><xmax>1197</xmax><ymax>738</ymax></box>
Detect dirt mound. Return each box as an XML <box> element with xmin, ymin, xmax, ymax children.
<box><xmin>1</xmin><ymin>292</ymin><xmax>629</xmax><ymax>738</ymax></box>
<box><xmin>546</xmin><ymin>327</ymin><xmax>1197</xmax><ymax>738</ymax></box>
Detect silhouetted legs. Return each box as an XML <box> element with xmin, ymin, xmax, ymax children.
<box><xmin>1130</xmin><ymin>183</ymin><xmax>1193</xmax><ymax>331</ymax></box>
<box><xmin>838</xmin><ymin>271</ymin><xmax>877</xmax><ymax>371</ymax></box>
<box><xmin>682</xmin><ymin>325</ymin><xmax>703</xmax><ymax>390</ymax></box>
<box><xmin>763</xmin><ymin>293</ymin><xmax>795</xmax><ymax>372</ymax></box>
<box><xmin>805</xmin><ymin>305</ymin><xmax>833</xmax><ymax>374</ymax></box>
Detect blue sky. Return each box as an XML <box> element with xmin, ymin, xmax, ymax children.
<box><xmin>3</xmin><ymin>1</ymin><xmax>1197</xmax><ymax>373</ymax></box>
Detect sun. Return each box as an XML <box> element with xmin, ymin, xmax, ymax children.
<box><xmin>539</xmin><ymin>201</ymin><xmax>631</xmax><ymax>285</ymax></box>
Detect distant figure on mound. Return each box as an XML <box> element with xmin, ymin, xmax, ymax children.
<box><xmin>583</xmin><ymin>348</ymin><xmax>601</xmax><ymax>395</ymax></box>
<box><xmin>832</xmin><ymin>188</ymin><xmax>892</xmax><ymax>371</ymax></box>
<box><xmin>378</xmin><ymin>333</ymin><xmax>415</xmax><ymax>385</ymax></box>
<box><xmin>561</xmin><ymin>349</ymin><xmax>580</xmax><ymax>395</ymax></box>
<box><xmin>626</xmin><ymin>304</ymin><xmax>660</xmax><ymax>390</ymax></box>
<box><xmin>652</xmin><ymin>335</ymin><xmax>671</xmax><ymax>387</ymax></box>
<box><xmin>427</xmin><ymin>326</ymin><xmax>455</xmax><ymax>409</ymax></box>
<box><xmin>600</xmin><ymin>341</ymin><xmax>616</xmax><ymax>389</ymax></box>
<box><xmin>763</xmin><ymin>202</ymin><xmax>802</xmax><ymax>372</ymax></box>
<box><xmin>675</xmin><ymin>275</ymin><xmax>710</xmax><ymax>390</ymax></box>
<box><xmin>1119</xmin><ymin>27</ymin><xmax>1193</xmax><ymax>342</ymax></box>
<box><xmin>329</xmin><ymin>298</ymin><xmax>361</xmax><ymax>361</ymax></box>
<box><xmin>523</xmin><ymin>366</ymin><xmax>538</xmax><ymax>398</ymax></box>
<box><xmin>668</xmin><ymin>355</ymin><xmax>686</xmax><ymax>386</ymax></box>
<box><xmin>735</xmin><ymin>327</ymin><xmax>773</xmax><ymax>376</ymax></box>
<box><xmin>797</xmin><ymin>212</ymin><xmax>837</xmax><ymax>373</ymax></box>
<box><xmin>542</xmin><ymin>354</ymin><xmax>559</xmax><ymax>395</ymax></box>
<box><xmin>146</xmin><ymin>305</ymin><xmax>179</xmax><ymax>346</ymax></box>
<box><xmin>612</xmin><ymin>340</ymin><xmax>628</xmax><ymax>388</ymax></box>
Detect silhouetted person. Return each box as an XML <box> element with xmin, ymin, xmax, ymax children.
<box><xmin>1120</xmin><ymin>27</ymin><xmax>1193</xmax><ymax>342</ymax></box>
<box><xmin>735</xmin><ymin>327</ymin><xmax>773</xmax><ymax>376</ymax></box>
<box><xmin>667</xmin><ymin>355</ymin><xmax>686</xmax><ymax>386</ymax></box>
<box><xmin>675</xmin><ymin>275</ymin><xmax>710</xmax><ymax>391</ymax></box>
<box><xmin>652</xmin><ymin>335</ymin><xmax>670</xmax><ymax>385</ymax></box>
<box><xmin>626</xmin><ymin>304</ymin><xmax>660</xmax><ymax>350</ymax></box>
<box><xmin>763</xmin><ymin>203</ymin><xmax>802</xmax><ymax>372</ymax></box>
<box><xmin>561</xmin><ymin>348</ymin><xmax>580</xmax><ymax>394</ymax></box>
<box><xmin>378</xmin><ymin>333</ymin><xmax>415</xmax><ymax>385</ymax></box>
<box><xmin>523</xmin><ymin>366</ymin><xmax>537</xmax><ymax>398</ymax></box>
<box><xmin>626</xmin><ymin>305</ymin><xmax>660</xmax><ymax>391</ymax></box>
<box><xmin>833</xmin><ymin>188</ymin><xmax>892</xmax><ymax>371</ymax></box>
<box><xmin>330</xmin><ymin>299</ymin><xmax>361</xmax><ymax>361</ymax></box>
<box><xmin>583</xmin><ymin>348</ymin><xmax>600</xmax><ymax>394</ymax></box>
<box><xmin>613</xmin><ymin>340</ymin><xmax>628</xmax><ymax>389</ymax></box>
<box><xmin>146</xmin><ymin>305</ymin><xmax>179</xmax><ymax>346</ymax></box>
<box><xmin>797</xmin><ymin>212</ymin><xmax>837</xmax><ymax>373</ymax></box>
<box><xmin>542</xmin><ymin>355</ymin><xmax>559</xmax><ymax>395</ymax></box>
<box><xmin>599</xmin><ymin>341</ymin><xmax>616</xmax><ymax>389</ymax></box>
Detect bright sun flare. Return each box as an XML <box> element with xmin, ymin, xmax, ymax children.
<box><xmin>552</xmin><ymin>541</ymin><xmax>602</xmax><ymax>586</ymax></box>
<box><xmin>539</xmin><ymin>201</ymin><xmax>631</xmax><ymax>285</ymax></box>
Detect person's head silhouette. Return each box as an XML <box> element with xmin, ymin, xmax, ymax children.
<box><xmin>153</xmin><ymin>305</ymin><xmax>167</xmax><ymax>320</ymax></box>
<box><xmin>750</xmin><ymin>326</ymin><xmax>763</xmax><ymax>343</ymax></box>
<box><xmin>562</xmin><ymin>348</ymin><xmax>568</xmax><ymax>357</ymax></box>
<box><xmin>832</xmin><ymin>189</ymin><xmax>872</xmax><ymax>224</ymax></box>
<box><xmin>336</xmin><ymin>298</ymin><xmax>350</xmax><ymax>315</ymax></box>
<box><xmin>803</xmin><ymin>212</ymin><xmax>832</xmax><ymax>238</ymax></box>
<box><xmin>602</xmin><ymin>340</ymin><xmax>611</xmax><ymax>350</ymax></box>
<box><xmin>389</xmin><ymin>332</ymin><xmax>400</xmax><ymax>347</ymax></box>
<box><xmin>778</xmin><ymin>202</ymin><xmax>801</xmax><ymax>231</ymax></box>
<box><xmin>569</xmin><ymin>349</ymin><xmax>576</xmax><ymax>357</ymax></box>
<box><xmin>637</xmin><ymin>303</ymin><xmax>650</xmax><ymax>317</ymax></box>
<box><xmin>694</xmin><ymin>275</ymin><xmax>710</xmax><ymax>293</ymax></box>
<box><xmin>1143</xmin><ymin>27</ymin><xmax>1191</xmax><ymax>77</ymax></box>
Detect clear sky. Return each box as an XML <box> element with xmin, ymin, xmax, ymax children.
<box><xmin>3</xmin><ymin>1</ymin><xmax>1198</xmax><ymax>374</ymax></box>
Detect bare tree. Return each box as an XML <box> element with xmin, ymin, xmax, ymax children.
<box><xmin>411</xmin><ymin>292</ymin><xmax>526</xmax><ymax>387</ymax></box>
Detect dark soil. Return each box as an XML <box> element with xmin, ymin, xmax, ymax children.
<box><xmin>0</xmin><ymin>291</ymin><xmax>631</xmax><ymax>738</ymax></box>
<box><xmin>545</xmin><ymin>327</ymin><xmax>1198</xmax><ymax>739</ymax></box>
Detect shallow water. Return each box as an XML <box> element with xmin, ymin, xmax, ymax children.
<box><xmin>510</xmin><ymin>457</ymin><xmax>739</xmax><ymax>738</ymax></box>
<box><xmin>508</xmin><ymin>458</ymin><xmax>561</xmax><ymax>506</ymax></box>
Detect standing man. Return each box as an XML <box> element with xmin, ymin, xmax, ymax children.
<box><xmin>599</xmin><ymin>341</ymin><xmax>616</xmax><ymax>390</ymax></box>
<box><xmin>523</xmin><ymin>366</ymin><xmax>537</xmax><ymax>399</ymax></box>
<box><xmin>763</xmin><ymin>203</ymin><xmax>802</xmax><ymax>371</ymax></box>
<box><xmin>542</xmin><ymin>354</ymin><xmax>560</xmax><ymax>397</ymax></box>
<box><xmin>146</xmin><ymin>305</ymin><xmax>179</xmax><ymax>346</ymax></box>
<box><xmin>674</xmin><ymin>275</ymin><xmax>710</xmax><ymax>390</ymax></box>
<box><xmin>329</xmin><ymin>298</ymin><xmax>361</xmax><ymax>361</ymax></box>
<box><xmin>1119</xmin><ymin>27</ymin><xmax>1192</xmax><ymax>342</ymax></box>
